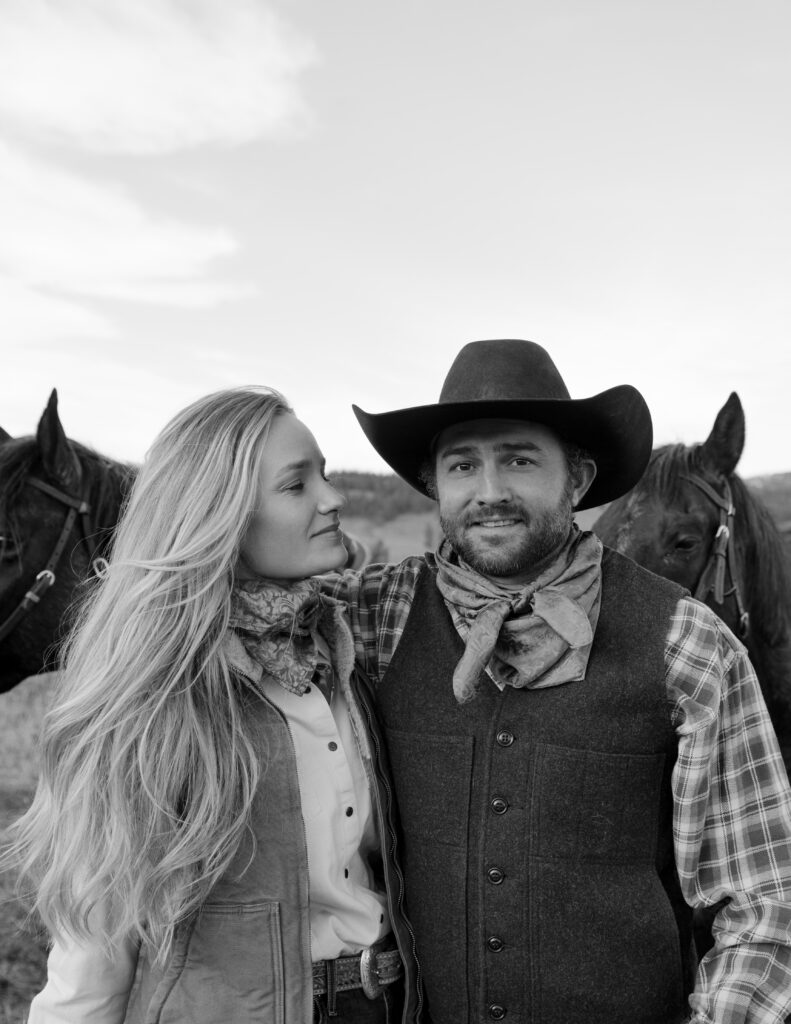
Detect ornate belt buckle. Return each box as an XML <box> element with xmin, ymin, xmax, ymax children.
<box><xmin>359</xmin><ymin>946</ymin><xmax>380</xmax><ymax>1000</ymax></box>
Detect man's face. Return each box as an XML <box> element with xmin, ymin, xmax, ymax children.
<box><xmin>434</xmin><ymin>419</ymin><xmax>594</xmax><ymax>585</ymax></box>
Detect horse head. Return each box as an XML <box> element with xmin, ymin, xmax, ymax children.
<box><xmin>0</xmin><ymin>391</ymin><xmax>134</xmax><ymax>692</ymax></box>
<box><xmin>595</xmin><ymin>393</ymin><xmax>791</xmax><ymax>758</ymax></box>
<box><xmin>595</xmin><ymin>393</ymin><xmax>746</xmax><ymax>618</ymax></box>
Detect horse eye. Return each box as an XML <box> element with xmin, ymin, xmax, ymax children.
<box><xmin>0</xmin><ymin>536</ymin><xmax>18</xmax><ymax>561</ymax></box>
<box><xmin>673</xmin><ymin>536</ymin><xmax>699</xmax><ymax>553</ymax></box>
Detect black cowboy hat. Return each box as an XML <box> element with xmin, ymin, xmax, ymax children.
<box><xmin>352</xmin><ymin>339</ymin><xmax>652</xmax><ymax>512</ymax></box>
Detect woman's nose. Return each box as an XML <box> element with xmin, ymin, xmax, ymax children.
<box><xmin>319</xmin><ymin>479</ymin><xmax>346</xmax><ymax>514</ymax></box>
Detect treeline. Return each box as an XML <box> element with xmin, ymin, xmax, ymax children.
<box><xmin>331</xmin><ymin>471</ymin><xmax>435</xmax><ymax>522</ymax></box>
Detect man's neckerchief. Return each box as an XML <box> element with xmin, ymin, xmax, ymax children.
<box><xmin>434</xmin><ymin>526</ymin><xmax>603</xmax><ymax>704</ymax></box>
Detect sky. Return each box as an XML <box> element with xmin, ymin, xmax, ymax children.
<box><xmin>1</xmin><ymin>0</ymin><xmax>789</xmax><ymax>479</ymax></box>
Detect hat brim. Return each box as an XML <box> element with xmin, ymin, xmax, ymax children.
<box><xmin>352</xmin><ymin>385</ymin><xmax>651</xmax><ymax>512</ymax></box>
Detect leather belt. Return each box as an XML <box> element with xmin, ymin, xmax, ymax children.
<box><xmin>312</xmin><ymin>946</ymin><xmax>403</xmax><ymax>1000</ymax></box>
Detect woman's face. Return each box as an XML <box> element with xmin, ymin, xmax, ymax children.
<box><xmin>236</xmin><ymin>413</ymin><xmax>347</xmax><ymax>582</ymax></box>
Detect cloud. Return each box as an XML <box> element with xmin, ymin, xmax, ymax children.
<box><xmin>0</xmin><ymin>0</ymin><xmax>317</xmax><ymax>153</ymax></box>
<box><xmin>0</xmin><ymin>141</ymin><xmax>248</xmax><ymax>306</ymax></box>
<box><xmin>0</xmin><ymin>275</ymin><xmax>116</xmax><ymax>344</ymax></box>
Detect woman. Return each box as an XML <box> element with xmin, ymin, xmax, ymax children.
<box><xmin>10</xmin><ymin>387</ymin><xmax>421</xmax><ymax>1024</ymax></box>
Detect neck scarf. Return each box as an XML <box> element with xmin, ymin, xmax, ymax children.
<box><xmin>434</xmin><ymin>527</ymin><xmax>603</xmax><ymax>704</ymax></box>
<box><xmin>229</xmin><ymin>577</ymin><xmax>351</xmax><ymax>696</ymax></box>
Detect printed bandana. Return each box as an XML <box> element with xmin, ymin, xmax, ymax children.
<box><xmin>229</xmin><ymin>577</ymin><xmax>349</xmax><ymax>696</ymax></box>
<box><xmin>435</xmin><ymin>527</ymin><xmax>603</xmax><ymax>704</ymax></box>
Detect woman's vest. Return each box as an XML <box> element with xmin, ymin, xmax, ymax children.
<box><xmin>123</xmin><ymin>663</ymin><xmax>422</xmax><ymax>1024</ymax></box>
<box><xmin>376</xmin><ymin>548</ymin><xmax>694</xmax><ymax>1024</ymax></box>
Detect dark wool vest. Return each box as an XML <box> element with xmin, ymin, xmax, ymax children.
<box><xmin>376</xmin><ymin>548</ymin><xmax>694</xmax><ymax>1024</ymax></box>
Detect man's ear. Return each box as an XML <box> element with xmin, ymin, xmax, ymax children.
<box><xmin>571</xmin><ymin>459</ymin><xmax>597</xmax><ymax>509</ymax></box>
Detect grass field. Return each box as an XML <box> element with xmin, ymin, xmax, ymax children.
<box><xmin>1</xmin><ymin>674</ymin><xmax>52</xmax><ymax>1024</ymax></box>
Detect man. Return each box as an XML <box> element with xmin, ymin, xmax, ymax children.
<box><xmin>324</xmin><ymin>339</ymin><xmax>791</xmax><ymax>1024</ymax></box>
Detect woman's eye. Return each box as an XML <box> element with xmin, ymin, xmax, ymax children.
<box><xmin>284</xmin><ymin>481</ymin><xmax>304</xmax><ymax>493</ymax></box>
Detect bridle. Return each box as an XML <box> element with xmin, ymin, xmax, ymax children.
<box><xmin>0</xmin><ymin>475</ymin><xmax>102</xmax><ymax>644</ymax></box>
<box><xmin>682</xmin><ymin>472</ymin><xmax>750</xmax><ymax>640</ymax></box>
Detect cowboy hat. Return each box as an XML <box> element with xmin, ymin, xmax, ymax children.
<box><xmin>352</xmin><ymin>339</ymin><xmax>652</xmax><ymax>512</ymax></box>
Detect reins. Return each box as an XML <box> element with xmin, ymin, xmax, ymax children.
<box><xmin>681</xmin><ymin>472</ymin><xmax>750</xmax><ymax>640</ymax></box>
<box><xmin>0</xmin><ymin>475</ymin><xmax>101</xmax><ymax>644</ymax></box>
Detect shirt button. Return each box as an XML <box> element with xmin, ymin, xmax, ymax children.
<box><xmin>345</xmin><ymin>807</ymin><xmax>354</xmax><ymax>817</ymax></box>
<box><xmin>487</xmin><ymin>936</ymin><xmax>504</xmax><ymax>952</ymax></box>
<box><xmin>496</xmin><ymin>730</ymin><xmax>514</xmax><ymax>747</ymax></box>
<box><xmin>487</xmin><ymin>867</ymin><xmax>505</xmax><ymax>885</ymax></box>
<box><xmin>491</xmin><ymin>797</ymin><xmax>509</xmax><ymax>815</ymax></box>
<box><xmin>328</xmin><ymin>741</ymin><xmax>338</xmax><ymax>751</ymax></box>
<box><xmin>488</xmin><ymin>1005</ymin><xmax>506</xmax><ymax>1021</ymax></box>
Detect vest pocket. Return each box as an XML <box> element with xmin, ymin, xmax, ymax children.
<box><xmin>145</xmin><ymin>901</ymin><xmax>286</xmax><ymax>1024</ymax></box>
<box><xmin>533</xmin><ymin>743</ymin><xmax>666</xmax><ymax>862</ymax></box>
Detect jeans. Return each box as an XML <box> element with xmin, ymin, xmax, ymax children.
<box><xmin>312</xmin><ymin>983</ymin><xmax>399</xmax><ymax>1023</ymax></box>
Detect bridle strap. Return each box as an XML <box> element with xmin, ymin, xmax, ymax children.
<box><xmin>0</xmin><ymin>475</ymin><xmax>99</xmax><ymax>644</ymax></box>
<box><xmin>681</xmin><ymin>473</ymin><xmax>750</xmax><ymax>639</ymax></box>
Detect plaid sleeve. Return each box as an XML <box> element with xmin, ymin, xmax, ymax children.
<box><xmin>666</xmin><ymin>597</ymin><xmax>791</xmax><ymax>1024</ymax></box>
<box><xmin>320</xmin><ymin>557</ymin><xmax>423</xmax><ymax>681</ymax></box>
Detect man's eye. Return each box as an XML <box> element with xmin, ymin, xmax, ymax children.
<box><xmin>511</xmin><ymin>457</ymin><xmax>534</xmax><ymax>467</ymax></box>
<box><xmin>449</xmin><ymin>462</ymin><xmax>474</xmax><ymax>473</ymax></box>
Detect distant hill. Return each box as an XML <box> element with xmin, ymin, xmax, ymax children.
<box><xmin>332</xmin><ymin>470</ymin><xmax>435</xmax><ymax>522</ymax></box>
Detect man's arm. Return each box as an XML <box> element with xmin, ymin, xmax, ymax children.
<box><xmin>667</xmin><ymin>597</ymin><xmax>791</xmax><ymax>1024</ymax></box>
<box><xmin>320</xmin><ymin>557</ymin><xmax>424</xmax><ymax>683</ymax></box>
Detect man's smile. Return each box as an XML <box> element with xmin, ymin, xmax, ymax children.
<box><xmin>472</xmin><ymin>518</ymin><xmax>523</xmax><ymax>529</ymax></box>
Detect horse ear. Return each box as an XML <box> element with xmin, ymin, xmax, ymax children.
<box><xmin>0</xmin><ymin>425</ymin><xmax>10</xmax><ymax>442</ymax></box>
<box><xmin>36</xmin><ymin>389</ymin><xmax>81</xmax><ymax>490</ymax></box>
<box><xmin>699</xmin><ymin>392</ymin><xmax>745</xmax><ymax>477</ymax></box>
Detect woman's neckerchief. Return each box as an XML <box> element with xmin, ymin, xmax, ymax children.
<box><xmin>434</xmin><ymin>526</ymin><xmax>603</xmax><ymax>704</ymax></box>
<box><xmin>229</xmin><ymin>577</ymin><xmax>353</xmax><ymax>698</ymax></box>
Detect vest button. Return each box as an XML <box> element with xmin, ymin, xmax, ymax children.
<box><xmin>487</xmin><ymin>867</ymin><xmax>505</xmax><ymax>885</ymax></box>
<box><xmin>487</xmin><ymin>936</ymin><xmax>504</xmax><ymax>952</ymax></box>
<box><xmin>496</xmin><ymin>730</ymin><xmax>514</xmax><ymax>746</ymax></box>
<box><xmin>490</xmin><ymin>797</ymin><xmax>509</xmax><ymax>815</ymax></box>
<box><xmin>488</xmin><ymin>1005</ymin><xmax>507</xmax><ymax>1020</ymax></box>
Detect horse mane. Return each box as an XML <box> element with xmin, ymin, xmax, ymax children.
<box><xmin>0</xmin><ymin>435</ymin><xmax>137</xmax><ymax>553</ymax></box>
<box><xmin>644</xmin><ymin>443</ymin><xmax>791</xmax><ymax>648</ymax></box>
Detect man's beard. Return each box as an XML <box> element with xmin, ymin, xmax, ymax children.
<box><xmin>440</xmin><ymin>489</ymin><xmax>576</xmax><ymax>580</ymax></box>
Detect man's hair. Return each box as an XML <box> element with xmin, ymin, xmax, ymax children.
<box><xmin>418</xmin><ymin>435</ymin><xmax>594</xmax><ymax>507</ymax></box>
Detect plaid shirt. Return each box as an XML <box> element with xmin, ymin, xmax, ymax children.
<box><xmin>323</xmin><ymin>555</ymin><xmax>791</xmax><ymax>1024</ymax></box>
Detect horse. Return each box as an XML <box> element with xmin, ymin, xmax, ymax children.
<box><xmin>594</xmin><ymin>392</ymin><xmax>791</xmax><ymax>771</ymax></box>
<box><xmin>0</xmin><ymin>392</ymin><xmax>371</xmax><ymax>694</ymax></box>
<box><xmin>0</xmin><ymin>390</ymin><xmax>135</xmax><ymax>693</ymax></box>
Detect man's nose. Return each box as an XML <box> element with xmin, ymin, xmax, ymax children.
<box><xmin>475</xmin><ymin>465</ymin><xmax>511</xmax><ymax>504</ymax></box>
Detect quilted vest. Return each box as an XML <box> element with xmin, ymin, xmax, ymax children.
<box><xmin>376</xmin><ymin>548</ymin><xmax>694</xmax><ymax>1024</ymax></box>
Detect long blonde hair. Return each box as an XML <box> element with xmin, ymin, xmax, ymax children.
<box><xmin>10</xmin><ymin>386</ymin><xmax>292</xmax><ymax>961</ymax></box>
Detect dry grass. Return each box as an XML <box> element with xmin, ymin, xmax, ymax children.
<box><xmin>1</xmin><ymin>674</ymin><xmax>53</xmax><ymax>1024</ymax></box>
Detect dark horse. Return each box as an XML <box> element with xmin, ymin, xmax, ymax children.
<box><xmin>0</xmin><ymin>391</ymin><xmax>135</xmax><ymax>693</ymax></box>
<box><xmin>595</xmin><ymin>392</ymin><xmax>791</xmax><ymax>771</ymax></box>
<box><xmin>0</xmin><ymin>392</ymin><xmax>371</xmax><ymax>694</ymax></box>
